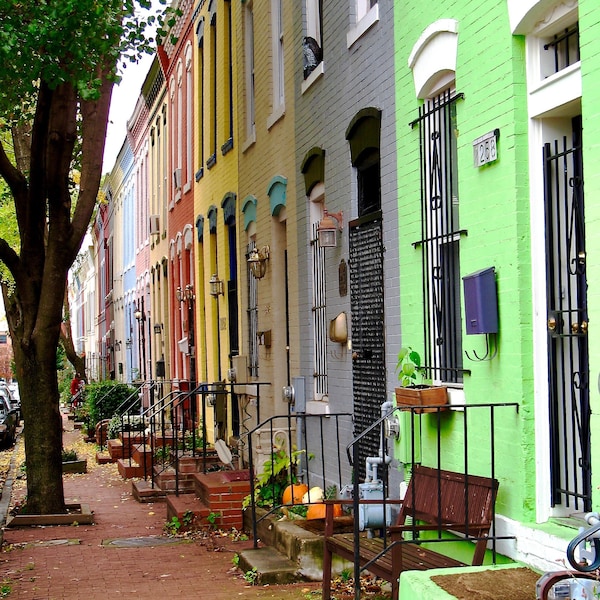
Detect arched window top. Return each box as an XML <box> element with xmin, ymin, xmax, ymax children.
<box><xmin>267</xmin><ymin>175</ymin><xmax>287</xmax><ymax>216</ymax></box>
<box><xmin>345</xmin><ymin>107</ymin><xmax>381</xmax><ymax>167</ymax></box>
<box><xmin>507</xmin><ymin>0</ymin><xmax>566</xmax><ymax>35</ymax></box>
<box><xmin>221</xmin><ymin>192</ymin><xmax>237</xmax><ymax>225</ymax></box>
<box><xmin>195</xmin><ymin>215</ymin><xmax>204</xmax><ymax>243</ymax></box>
<box><xmin>207</xmin><ymin>205</ymin><xmax>218</xmax><ymax>233</ymax></box>
<box><xmin>301</xmin><ymin>147</ymin><xmax>326</xmax><ymax>196</ymax></box>
<box><xmin>241</xmin><ymin>195</ymin><xmax>258</xmax><ymax>231</ymax></box>
<box><xmin>183</xmin><ymin>224</ymin><xmax>194</xmax><ymax>250</ymax></box>
<box><xmin>196</xmin><ymin>17</ymin><xmax>205</xmax><ymax>47</ymax></box>
<box><xmin>408</xmin><ymin>19</ymin><xmax>458</xmax><ymax>99</ymax></box>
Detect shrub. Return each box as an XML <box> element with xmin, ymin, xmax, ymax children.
<box><xmin>83</xmin><ymin>381</ymin><xmax>139</xmax><ymax>430</ymax></box>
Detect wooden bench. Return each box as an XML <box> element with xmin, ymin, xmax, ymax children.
<box><xmin>322</xmin><ymin>465</ymin><xmax>499</xmax><ymax>600</ymax></box>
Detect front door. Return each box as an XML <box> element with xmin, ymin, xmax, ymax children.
<box><xmin>543</xmin><ymin>115</ymin><xmax>591</xmax><ymax>512</ymax></box>
<box><xmin>349</xmin><ymin>211</ymin><xmax>386</xmax><ymax>480</ymax></box>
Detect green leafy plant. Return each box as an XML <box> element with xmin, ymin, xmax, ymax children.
<box><xmin>231</xmin><ymin>553</ymin><xmax>240</xmax><ymax>568</ymax></box>
<box><xmin>206</xmin><ymin>511</ymin><xmax>221</xmax><ymax>528</ymax></box>
<box><xmin>396</xmin><ymin>347</ymin><xmax>425</xmax><ymax>387</ymax></box>
<box><xmin>243</xmin><ymin>567</ymin><xmax>259</xmax><ymax>585</ymax></box>
<box><xmin>340</xmin><ymin>567</ymin><xmax>352</xmax><ymax>583</ymax></box>
<box><xmin>182</xmin><ymin>510</ymin><xmax>194</xmax><ymax>528</ymax></box>
<box><xmin>0</xmin><ymin>578</ymin><xmax>11</xmax><ymax>597</ymax></box>
<box><xmin>61</xmin><ymin>448</ymin><xmax>78</xmax><ymax>462</ymax></box>
<box><xmin>243</xmin><ymin>447</ymin><xmax>312</xmax><ymax>510</ymax></box>
<box><xmin>164</xmin><ymin>516</ymin><xmax>182</xmax><ymax>535</ymax></box>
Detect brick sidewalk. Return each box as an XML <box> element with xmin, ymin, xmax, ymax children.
<box><xmin>0</xmin><ymin>416</ymin><xmax>321</xmax><ymax>600</ymax></box>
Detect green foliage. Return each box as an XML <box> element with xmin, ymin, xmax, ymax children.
<box><xmin>231</xmin><ymin>554</ymin><xmax>240</xmax><ymax>568</ymax></box>
<box><xmin>206</xmin><ymin>511</ymin><xmax>221</xmax><ymax>528</ymax></box>
<box><xmin>83</xmin><ymin>381</ymin><xmax>138</xmax><ymax>429</ymax></box>
<box><xmin>61</xmin><ymin>448</ymin><xmax>78</xmax><ymax>462</ymax></box>
<box><xmin>164</xmin><ymin>516</ymin><xmax>182</xmax><ymax>535</ymax></box>
<box><xmin>396</xmin><ymin>347</ymin><xmax>425</xmax><ymax>387</ymax></box>
<box><xmin>0</xmin><ymin>578</ymin><xmax>11</xmax><ymax>597</ymax></box>
<box><xmin>243</xmin><ymin>447</ymin><xmax>312</xmax><ymax>510</ymax></box>
<box><xmin>243</xmin><ymin>567</ymin><xmax>258</xmax><ymax>585</ymax></box>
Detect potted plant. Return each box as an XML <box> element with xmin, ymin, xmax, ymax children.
<box><xmin>394</xmin><ymin>347</ymin><xmax>448</xmax><ymax>413</ymax></box>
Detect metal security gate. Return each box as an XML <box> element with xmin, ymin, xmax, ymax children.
<box><xmin>544</xmin><ymin>115</ymin><xmax>591</xmax><ymax>512</ymax></box>
<box><xmin>349</xmin><ymin>212</ymin><xmax>386</xmax><ymax>480</ymax></box>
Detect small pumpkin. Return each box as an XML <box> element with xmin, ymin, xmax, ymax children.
<box><xmin>306</xmin><ymin>502</ymin><xmax>343</xmax><ymax>520</ymax></box>
<box><xmin>282</xmin><ymin>483</ymin><xmax>309</xmax><ymax>505</ymax></box>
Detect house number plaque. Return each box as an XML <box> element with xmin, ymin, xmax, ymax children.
<box><xmin>473</xmin><ymin>129</ymin><xmax>499</xmax><ymax>167</ymax></box>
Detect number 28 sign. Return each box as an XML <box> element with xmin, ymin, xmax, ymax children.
<box><xmin>473</xmin><ymin>129</ymin><xmax>499</xmax><ymax>167</ymax></box>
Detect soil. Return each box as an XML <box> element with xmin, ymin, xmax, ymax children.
<box><xmin>431</xmin><ymin>567</ymin><xmax>541</xmax><ymax>600</ymax></box>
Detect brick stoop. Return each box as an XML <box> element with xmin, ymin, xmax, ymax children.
<box><xmin>132</xmin><ymin>479</ymin><xmax>167</xmax><ymax>503</ymax></box>
<box><xmin>117</xmin><ymin>458</ymin><xmax>146</xmax><ymax>479</ymax></box>
<box><xmin>166</xmin><ymin>493</ymin><xmax>211</xmax><ymax>523</ymax></box>
<box><xmin>95</xmin><ymin>451</ymin><xmax>113</xmax><ymax>465</ymax></box>
<box><xmin>192</xmin><ymin>470</ymin><xmax>251</xmax><ymax>530</ymax></box>
<box><xmin>107</xmin><ymin>439</ymin><xmax>124</xmax><ymax>461</ymax></box>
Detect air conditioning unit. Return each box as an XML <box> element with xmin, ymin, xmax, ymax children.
<box><xmin>149</xmin><ymin>215</ymin><xmax>160</xmax><ymax>235</ymax></box>
<box><xmin>173</xmin><ymin>168</ymin><xmax>182</xmax><ymax>189</ymax></box>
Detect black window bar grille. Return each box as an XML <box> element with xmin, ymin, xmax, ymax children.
<box><xmin>411</xmin><ymin>90</ymin><xmax>467</xmax><ymax>384</ymax></box>
<box><xmin>544</xmin><ymin>24</ymin><xmax>580</xmax><ymax>76</ymax></box>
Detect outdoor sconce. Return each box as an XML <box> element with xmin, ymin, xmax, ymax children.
<box><xmin>134</xmin><ymin>307</ymin><xmax>145</xmax><ymax>322</ymax></box>
<box><xmin>153</xmin><ymin>323</ymin><xmax>162</xmax><ymax>334</ymax></box>
<box><xmin>209</xmin><ymin>274</ymin><xmax>223</xmax><ymax>298</ymax></box>
<box><xmin>317</xmin><ymin>209</ymin><xmax>343</xmax><ymax>248</ymax></box>
<box><xmin>248</xmin><ymin>245</ymin><xmax>270</xmax><ymax>279</ymax></box>
<box><xmin>176</xmin><ymin>286</ymin><xmax>183</xmax><ymax>302</ymax></box>
<box><xmin>177</xmin><ymin>284</ymin><xmax>196</xmax><ymax>301</ymax></box>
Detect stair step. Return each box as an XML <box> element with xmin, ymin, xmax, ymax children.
<box><xmin>166</xmin><ymin>493</ymin><xmax>211</xmax><ymax>523</ymax></box>
<box><xmin>238</xmin><ymin>547</ymin><xmax>301</xmax><ymax>585</ymax></box>
<box><xmin>132</xmin><ymin>479</ymin><xmax>167</xmax><ymax>503</ymax></box>
<box><xmin>107</xmin><ymin>439</ymin><xmax>124</xmax><ymax>460</ymax></box>
<box><xmin>117</xmin><ymin>458</ymin><xmax>145</xmax><ymax>479</ymax></box>
<box><xmin>95</xmin><ymin>451</ymin><xmax>113</xmax><ymax>465</ymax></box>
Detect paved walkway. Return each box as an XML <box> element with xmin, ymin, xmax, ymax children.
<box><xmin>0</xmin><ymin>414</ymin><xmax>322</xmax><ymax>600</ymax></box>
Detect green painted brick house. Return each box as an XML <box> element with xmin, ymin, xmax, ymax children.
<box><xmin>394</xmin><ymin>0</ymin><xmax>600</xmax><ymax>572</ymax></box>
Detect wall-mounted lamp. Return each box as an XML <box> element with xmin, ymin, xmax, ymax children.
<box><xmin>176</xmin><ymin>284</ymin><xmax>195</xmax><ymax>302</ymax></box>
<box><xmin>153</xmin><ymin>323</ymin><xmax>163</xmax><ymax>334</ymax></box>
<box><xmin>317</xmin><ymin>209</ymin><xmax>343</xmax><ymax>248</ymax></box>
<box><xmin>209</xmin><ymin>274</ymin><xmax>223</xmax><ymax>298</ymax></box>
<box><xmin>248</xmin><ymin>245</ymin><xmax>270</xmax><ymax>279</ymax></box>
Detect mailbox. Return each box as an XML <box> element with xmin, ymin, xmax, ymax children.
<box><xmin>463</xmin><ymin>267</ymin><xmax>498</xmax><ymax>335</ymax></box>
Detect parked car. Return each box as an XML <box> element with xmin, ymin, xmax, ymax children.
<box><xmin>0</xmin><ymin>382</ymin><xmax>20</xmax><ymax>421</ymax></box>
<box><xmin>0</xmin><ymin>393</ymin><xmax>18</xmax><ymax>448</ymax></box>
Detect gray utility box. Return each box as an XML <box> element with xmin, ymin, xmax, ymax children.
<box><xmin>462</xmin><ymin>267</ymin><xmax>498</xmax><ymax>335</ymax></box>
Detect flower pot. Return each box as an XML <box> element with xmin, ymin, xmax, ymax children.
<box><xmin>394</xmin><ymin>386</ymin><xmax>448</xmax><ymax>414</ymax></box>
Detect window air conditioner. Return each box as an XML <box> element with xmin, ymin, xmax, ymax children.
<box><xmin>149</xmin><ymin>215</ymin><xmax>160</xmax><ymax>235</ymax></box>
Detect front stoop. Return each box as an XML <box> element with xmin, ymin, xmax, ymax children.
<box><xmin>132</xmin><ymin>479</ymin><xmax>167</xmax><ymax>503</ymax></box>
<box><xmin>95</xmin><ymin>451</ymin><xmax>113</xmax><ymax>465</ymax></box>
<box><xmin>238</xmin><ymin>547</ymin><xmax>302</xmax><ymax>585</ymax></box>
<box><xmin>131</xmin><ymin>444</ymin><xmax>153</xmax><ymax>471</ymax></box>
<box><xmin>193</xmin><ymin>470</ymin><xmax>251</xmax><ymax>530</ymax></box>
<box><xmin>117</xmin><ymin>458</ymin><xmax>145</xmax><ymax>479</ymax></box>
<box><xmin>166</xmin><ymin>493</ymin><xmax>211</xmax><ymax>523</ymax></box>
<box><xmin>107</xmin><ymin>439</ymin><xmax>124</xmax><ymax>461</ymax></box>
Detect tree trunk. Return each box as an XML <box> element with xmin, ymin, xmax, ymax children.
<box><xmin>13</xmin><ymin>326</ymin><xmax>65</xmax><ymax>514</ymax></box>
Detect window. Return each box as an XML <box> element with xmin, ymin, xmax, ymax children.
<box><xmin>414</xmin><ymin>89</ymin><xmax>463</xmax><ymax>384</ymax></box>
<box><xmin>244</xmin><ymin>2</ymin><xmax>256</xmax><ymax>143</ymax></box>
<box><xmin>269</xmin><ymin>0</ymin><xmax>285</xmax><ymax>125</ymax></box>
<box><xmin>303</xmin><ymin>0</ymin><xmax>322</xmax><ymax>80</ymax></box>
<box><xmin>541</xmin><ymin>23</ymin><xmax>579</xmax><ymax>79</ymax></box>
<box><xmin>185</xmin><ymin>43</ymin><xmax>193</xmax><ymax>188</ymax></box>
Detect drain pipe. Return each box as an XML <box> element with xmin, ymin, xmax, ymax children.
<box><xmin>364</xmin><ymin>400</ymin><xmax>394</xmax><ymax>483</ymax></box>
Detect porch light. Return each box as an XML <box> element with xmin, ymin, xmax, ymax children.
<box><xmin>209</xmin><ymin>274</ymin><xmax>223</xmax><ymax>298</ymax></box>
<box><xmin>247</xmin><ymin>245</ymin><xmax>270</xmax><ymax>279</ymax></box>
<box><xmin>317</xmin><ymin>209</ymin><xmax>343</xmax><ymax>248</ymax></box>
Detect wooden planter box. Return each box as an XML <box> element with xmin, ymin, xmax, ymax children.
<box><xmin>395</xmin><ymin>386</ymin><xmax>448</xmax><ymax>414</ymax></box>
<box><xmin>62</xmin><ymin>459</ymin><xmax>88</xmax><ymax>474</ymax></box>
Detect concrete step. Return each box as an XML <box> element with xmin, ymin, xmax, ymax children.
<box><xmin>238</xmin><ymin>547</ymin><xmax>302</xmax><ymax>585</ymax></box>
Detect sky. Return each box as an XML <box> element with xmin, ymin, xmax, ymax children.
<box><xmin>102</xmin><ymin>52</ymin><xmax>154</xmax><ymax>173</ymax></box>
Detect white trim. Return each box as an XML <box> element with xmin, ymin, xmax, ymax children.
<box><xmin>408</xmin><ymin>19</ymin><xmax>459</xmax><ymax>99</ymax></box>
<box><xmin>301</xmin><ymin>61</ymin><xmax>324</xmax><ymax>95</ymax></box>
<box><xmin>347</xmin><ymin>3</ymin><xmax>379</xmax><ymax>49</ymax></box>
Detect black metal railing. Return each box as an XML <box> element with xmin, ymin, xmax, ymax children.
<box><xmin>242</xmin><ymin>411</ymin><xmax>354</xmax><ymax>549</ymax></box>
<box><xmin>344</xmin><ymin>401</ymin><xmax>519</xmax><ymax>599</ymax></box>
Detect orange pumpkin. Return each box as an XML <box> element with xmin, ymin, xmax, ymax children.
<box><xmin>282</xmin><ymin>483</ymin><xmax>309</xmax><ymax>505</ymax></box>
<box><xmin>306</xmin><ymin>502</ymin><xmax>343</xmax><ymax>520</ymax></box>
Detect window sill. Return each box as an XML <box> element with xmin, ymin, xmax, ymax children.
<box><xmin>347</xmin><ymin>4</ymin><xmax>379</xmax><ymax>49</ymax></box>
<box><xmin>301</xmin><ymin>62</ymin><xmax>324</xmax><ymax>95</ymax></box>
<box><xmin>267</xmin><ymin>104</ymin><xmax>285</xmax><ymax>130</ymax></box>
<box><xmin>242</xmin><ymin>127</ymin><xmax>256</xmax><ymax>153</ymax></box>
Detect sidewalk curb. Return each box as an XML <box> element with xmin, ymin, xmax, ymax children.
<box><xmin>0</xmin><ymin>424</ymin><xmax>24</xmax><ymax>544</ymax></box>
